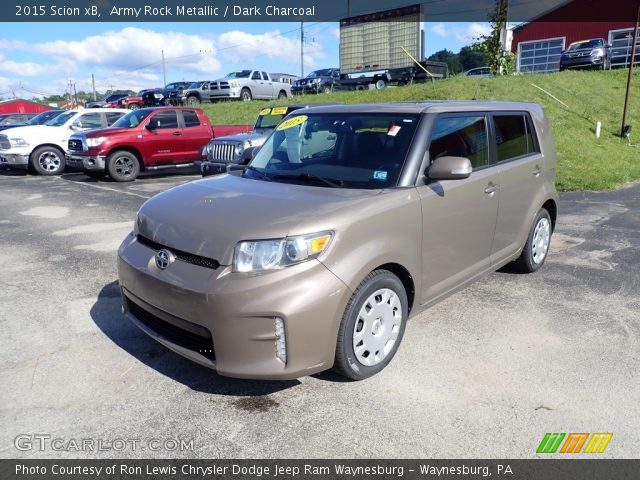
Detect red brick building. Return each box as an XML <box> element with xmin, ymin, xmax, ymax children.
<box><xmin>511</xmin><ymin>0</ymin><xmax>638</xmax><ymax>73</ymax></box>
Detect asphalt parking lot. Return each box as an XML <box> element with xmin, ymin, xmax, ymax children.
<box><xmin>1</xmin><ymin>169</ymin><xmax>638</xmax><ymax>459</ymax></box>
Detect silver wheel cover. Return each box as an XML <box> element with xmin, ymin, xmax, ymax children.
<box><xmin>38</xmin><ymin>151</ymin><xmax>61</xmax><ymax>172</ymax></box>
<box><xmin>531</xmin><ymin>217</ymin><xmax>551</xmax><ymax>264</ymax></box>
<box><xmin>353</xmin><ymin>288</ymin><xmax>403</xmax><ymax>367</ymax></box>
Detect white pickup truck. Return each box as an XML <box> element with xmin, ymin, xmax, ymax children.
<box><xmin>203</xmin><ymin>70</ymin><xmax>295</xmax><ymax>102</ymax></box>
<box><xmin>0</xmin><ymin>108</ymin><xmax>127</xmax><ymax>175</ymax></box>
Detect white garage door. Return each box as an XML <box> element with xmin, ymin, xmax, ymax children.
<box><xmin>518</xmin><ymin>38</ymin><xmax>565</xmax><ymax>73</ymax></box>
<box><xmin>610</xmin><ymin>29</ymin><xmax>640</xmax><ymax>68</ymax></box>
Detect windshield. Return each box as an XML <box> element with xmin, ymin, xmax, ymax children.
<box><xmin>27</xmin><ymin>111</ymin><xmax>58</xmax><ymax>125</ymax></box>
<box><xmin>188</xmin><ymin>81</ymin><xmax>205</xmax><ymax>89</ymax></box>
<box><xmin>164</xmin><ymin>83</ymin><xmax>183</xmax><ymax>90</ymax></box>
<box><xmin>111</xmin><ymin>110</ymin><xmax>151</xmax><ymax>128</ymax></box>
<box><xmin>306</xmin><ymin>69</ymin><xmax>334</xmax><ymax>78</ymax></box>
<box><xmin>255</xmin><ymin>107</ymin><xmax>292</xmax><ymax>129</ymax></box>
<box><xmin>567</xmin><ymin>39</ymin><xmax>602</xmax><ymax>51</ymax></box>
<box><xmin>247</xmin><ymin>113</ymin><xmax>419</xmax><ymax>189</ymax></box>
<box><xmin>45</xmin><ymin>111</ymin><xmax>75</xmax><ymax>126</ymax></box>
<box><xmin>225</xmin><ymin>70</ymin><xmax>252</xmax><ymax>79</ymax></box>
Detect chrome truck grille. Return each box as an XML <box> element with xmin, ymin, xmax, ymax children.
<box><xmin>68</xmin><ymin>139</ymin><xmax>84</xmax><ymax>151</ymax></box>
<box><xmin>209</xmin><ymin>142</ymin><xmax>239</xmax><ymax>162</ymax></box>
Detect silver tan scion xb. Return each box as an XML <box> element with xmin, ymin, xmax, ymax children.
<box><xmin>117</xmin><ymin>102</ymin><xmax>558</xmax><ymax>380</ymax></box>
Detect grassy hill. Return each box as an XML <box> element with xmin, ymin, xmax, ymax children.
<box><xmin>200</xmin><ymin>69</ymin><xmax>640</xmax><ymax>192</ymax></box>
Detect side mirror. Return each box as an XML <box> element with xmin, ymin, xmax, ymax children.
<box><xmin>70</xmin><ymin>123</ymin><xmax>81</xmax><ymax>131</ymax></box>
<box><xmin>427</xmin><ymin>156</ymin><xmax>473</xmax><ymax>180</ymax></box>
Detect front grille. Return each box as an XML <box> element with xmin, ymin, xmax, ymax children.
<box><xmin>209</xmin><ymin>142</ymin><xmax>238</xmax><ymax>162</ymax></box>
<box><xmin>68</xmin><ymin>139</ymin><xmax>84</xmax><ymax>151</ymax></box>
<box><xmin>137</xmin><ymin>234</ymin><xmax>220</xmax><ymax>270</ymax></box>
<box><xmin>126</xmin><ymin>297</ymin><xmax>215</xmax><ymax>360</ymax></box>
<box><xmin>0</xmin><ymin>135</ymin><xmax>10</xmax><ymax>149</ymax></box>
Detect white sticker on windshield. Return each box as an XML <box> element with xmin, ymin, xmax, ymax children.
<box><xmin>373</xmin><ymin>170</ymin><xmax>388</xmax><ymax>181</ymax></box>
<box><xmin>388</xmin><ymin>125</ymin><xmax>401</xmax><ymax>136</ymax></box>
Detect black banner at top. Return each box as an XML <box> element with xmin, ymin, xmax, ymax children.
<box><xmin>3</xmin><ymin>0</ymin><xmax>640</xmax><ymax>23</ymax></box>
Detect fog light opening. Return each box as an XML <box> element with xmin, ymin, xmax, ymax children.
<box><xmin>274</xmin><ymin>317</ymin><xmax>287</xmax><ymax>364</ymax></box>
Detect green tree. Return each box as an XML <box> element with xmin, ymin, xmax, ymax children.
<box><xmin>427</xmin><ymin>49</ymin><xmax>463</xmax><ymax>74</ymax></box>
<box><xmin>459</xmin><ymin>45</ymin><xmax>488</xmax><ymax>71</ymax></box>
<box><xmin>476</xmin><ymin>0</ymin><xmax>515</xmax><ymax>75</ymax></box>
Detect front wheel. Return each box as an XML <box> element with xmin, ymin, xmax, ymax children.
<box><xmin>128</xmin><ymin>103</ymin><xmax>139</xmax><ymax>110</ymax></box>
<box><xmin>241</xmin><ymin>88</ymin><xmax>252</xmax><ymax>101</ymax></box>
<box><xmin>107</xmin><ymin>151</ymin><xmax>140</xmax><ymax>182</ymax></box>
<box><xmin>333</xmin><ymin>270</ymin><xmax>408</xmax><ymax>380</ymax></box>
<box><xmin>513</xmin><ymin>208</ymin><xmax>552</xmax><ymax>273</ymax></box>
<box><xmin>277</xmin><ymin>90</ymin><xmax>287</xmax><ymax>99</ymax></box>
<box><xmin>187</xmin><ymin>96</ymin><xmax>200</xmax><ymax>106</ymax></box>
<box><xmin>31</xmin><ymin>146</ymin><xmax>65</xmax><ymax>176</ymax></box>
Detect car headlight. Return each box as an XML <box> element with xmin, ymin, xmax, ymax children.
<box><xmin>229</xmin><ymin>81</ymin><xmax>240</xmax><ymax>88</ymax></box>
<box><xmin>233</xmin><ymin>231</ymin><xmax>333</xmax><ymax>273</ymax></box>
<box><xmin>314</xmin><ymin>78</ymin><xmax>322</xmax><ymax>84</ymax></box>
<box><xmin>591</xmin><ymin>48</ymin><xmax>604</xmax><ymax>57</ymax></box>
<box><xmin>200</xmin><ymin>142</ymin><xmax>211</xmax><ymax>156</ymax></box>
<box><xmin>9</xmin><ymin>138</ymin><xmax>29</xmax><ymax>147</ymax></box>
<box><xmin>153</xmin><ymin>93</ymin><xmax>163</xmax><ymax>99</ymax></box>
<box><xmin>234</xmin><ymin>143</ymin><xmax>246</xmax><ymax>158</ymax></box>
<box><xmin>86</xmin><ymin>137</ymin><xmax>106</xmax><ymax>147</ymax></box>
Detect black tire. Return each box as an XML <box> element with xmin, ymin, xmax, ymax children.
<box><xmin>187</xmin><ymin>96</ymin><xmax>200</xmax><ymax>106</ymax></box>
<box><xmin>107</xmin><ymin>151</ymin><xmax>140</xmax><ymax>182</ymax></box>
<box><xmin>241</xmin><ymin>88</ymin><xmax>252</xmax><ymax>101</ymax></box>
<box><xmin>333</xmin><ymin>270</ymin><xmax>408</xmax><ymax>380</ymax></box>
<box><xmin>322</xmin><ymin>86</ymin><xmax>332</xmax><ymax>94</ymax></box>
<box><xmin>277</xmin><ymin>90</ymin><xmax>287</xmax><ymax>99</ymax></box>
<box><xmin>512</xmin><ymin>208</ymin><xmax>552</xmax><ymax>273</ymax></box>
<box><xmin>30</xmin><ymin>145</ymin><xmax>66</xmax><ymax>176</ymax></box>
<box><xmin>128</xmin><ymin>103</ymin><xmax>139</xmax><ymax>110</ymax></box>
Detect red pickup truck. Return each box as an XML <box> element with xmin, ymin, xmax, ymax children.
<box><xmin>66</xmin><ymin>107</ymin><xmax>249</xmax><ymax>181</ymax></box>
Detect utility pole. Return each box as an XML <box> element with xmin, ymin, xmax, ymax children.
<box><xmin>621</xmin><ymin>3</ymin><xmax>640</xmax><ymax>137</ymax></box>
<box><xmin>73</xmin><ymin>81</ymin><xmax>78</xmax><ymax>108</ymax></box>
<box><xmin>161</xmin><ymin>50</ymin><xmax>167</xmax><ymax>86</ymax></box>
<box><xmin>300</xmin><ymin>21</ymin><xmax>304</xmax><ymax>78</ymax></box>
<box><xmin>91</xmin><ymin>74</ymin><xmax>97</xmax><ymax>101</ymax></box>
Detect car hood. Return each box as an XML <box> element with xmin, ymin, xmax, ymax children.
<box><xmin>0</xmin><ymin>125</ymin><xmax>66</xmax><ymax>140</ymax></box>
<box><xmin>81</xmin><ymin>127</ymin><xmax>133</xmax><ymax>138</ymax></box>
<box><xmin>135</xmin><ymin>173</ymin><xmax>381</xmax><ymax>265</ymax></box>
<box><xmin>211</xmin><ymin>130</ymin><xmax>269</xmax><ymax>145</ymax></box>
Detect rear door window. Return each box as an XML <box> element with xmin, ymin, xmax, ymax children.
<box><xmin>106</xmin><ymin>112</ymin><xmax>125</xmax><ymax>126</ymax></box>
<box><xmin>149</xmin><ymin>111</ymin><xmax>179</xmax><ymax>129</ymax></box>
<box><xmin>76</xmin><ymin>112</ymin><xmax>103</xmax><ymax>129</ymax></box>
<box><xmin>182</xmin><ymin>110</ymin><xmax>201</xmax><ymax>128</ymax></box>
<box><xmin>492</xmin><ymin>114</ymin><xmax>538</xmax><ymax>162</ymax></box>
<box><xmin>429</xmin><ymin>115</ymin><xmax>489</xmax><ymax>169</ymax></box>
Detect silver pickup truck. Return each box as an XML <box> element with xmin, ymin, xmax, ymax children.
<box><xmin>192</xmin><ymin>70</ymin><xmax>295</xmax><ymax>102</ymax></box>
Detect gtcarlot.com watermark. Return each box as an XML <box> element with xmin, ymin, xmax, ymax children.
<box><xmin>15</xmin><ymin>434</ymin><xmax>194</xmax><ymax>452</ymax></box>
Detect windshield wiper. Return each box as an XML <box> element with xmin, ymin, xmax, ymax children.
<box><xmin>244</xmin><ymin>166</ymin><xmax>272</xmax><ymax>181</ymax></box>
<box><xmin>273</xmin><ymin>172</ymin><xmax>344</xmax><ymax>188</ymax></box>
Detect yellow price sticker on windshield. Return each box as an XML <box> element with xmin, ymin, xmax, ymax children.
<box><xmin>259</xmin><ymin>108</ymin><xmax>272</xmax><ymax>116</ymax></box>
<box><xmin>276</xmin><ymin>115</ymin><xmax>307</xmax><ymax>131</ymax></box>
<box><xmin>271</xmin><ymin>107</ymin><xmax>288</xmax><ymax>115</ymax></box>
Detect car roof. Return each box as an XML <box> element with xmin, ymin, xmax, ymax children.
<box><xmin>135</xmin><ymin>107</ymin><xmax>203</xmax><ymax>113</ymax></box>
<box><xmin>297</xmin><ymin>101</ymin><xmax>543</xmax><ymax>115</ymax></box>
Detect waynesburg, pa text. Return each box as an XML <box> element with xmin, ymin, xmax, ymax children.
<box><xmin>14</xmin><ymin>463</ymin><xmax>513</xmax><ymax>477</ymax></box>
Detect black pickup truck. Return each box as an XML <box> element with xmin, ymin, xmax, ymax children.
<box><xmin>141</xmin><ymin>82</ymin><xmax>194</xmax><ymax>106</ymax></box>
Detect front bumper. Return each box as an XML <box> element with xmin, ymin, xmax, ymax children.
<box><xmin>292</xmin><ymin>84</ymin><xmax>321</xmax><ymax>94</ymax></box>
<box><xmin>208</xmin><ymin>87</ymin><xmax>242</xmax><ymax>99</ymax></box>
<box><xmin>66</xmin><ymin>152</ymin><xmax>107</xmax><ymax>171</ymax></box>
<box><xmin>0</xmin><ymin>151</ymin><xmax>30</xmax><ymax>169</ymax></box>
<box><xmin>560</xmin><ymin>55</ymin><xmax>604</xmax><ymax>69</ymax></box>
<box><xmin>117</xmin><ymin>233</ymin><xmax>351</xmax><ymax>380</ymax></box>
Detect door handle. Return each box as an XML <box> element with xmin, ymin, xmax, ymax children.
<box><xmin>172</xmin><ymin>131</ymin><xmax>182</xmax><ymax>136</ymax></box>
<box><xmin>484</xmin><ymin>182</ymin><xmax>498</xmax><ymax>195</ymax></box>
<box><xmin>532</xmin><ymin>165</ymin><xmax>541</xmax><ymax>177</ymax></box>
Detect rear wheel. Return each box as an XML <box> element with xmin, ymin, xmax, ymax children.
<box><xmin>333</xmin><ymin>270</ymin><xmax>408</xmax><ymax>380</ymax></box>
<box><xmin>241</xmin><ymin>88</ymin><xmax>252</xmax><ymax>101</ymax></box>
<box><xmin>374</xmin><ymin>78</ymin><xmax>387</xmax><ymax>90</ymax></box>
<box><xmin>31</xmin><ymin>146</ymin><xmax>65</xmax><ymax>176</ymax></box>
<box><xmin>107</xmin><ymin>151</ymin><xmax>140</xmax><ymax>182</ymax></box>
<box><xmin>513</xmin><ymin>208</ymin><xmax>552</xmax><ymax>273</ymax></box>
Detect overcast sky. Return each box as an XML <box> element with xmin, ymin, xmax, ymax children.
<box><xmin>0</xmin><ymin>21</ymin><xmax>489</xmax><ymax>98</ymax></box>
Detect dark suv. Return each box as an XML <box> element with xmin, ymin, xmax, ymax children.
<box><xmin>142</xmin><ymin>82</ymin><xmax>194</xmax><ymax>107</ymax></box>
<box><xmin>560</xmin><ymin>38</ymin><xmax>612</xmax><ymax>71</ymax></box>
<box><xmin>292</xmin><ymin>68</ymin><xmax>340</xmax><ymax>95</ymax></box>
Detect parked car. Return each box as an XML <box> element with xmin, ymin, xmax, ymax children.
<box><xmin>560</xmin><ymin>38</ymin><xmax>612</xmax><ymax>71</ymax></box>
<box><xmin>0</xmin><ymin>110</ymin><xmax>63</xmax><ymax>132</ymax></box>
<box><xmin>0</xmin><ymin>108</ymin><xmax>127</xmax><ymax>175</ymax></box>
<box><xmin>141</xmin><ymin>82</ymin><xmax>194</xmax><ymax>107</ymax></box>
<box><xmin>115</xmin><ymin>90</ymin><xmax>154</xmax><ymax>110</ymax></box>
<box><xmin>0</xmin><ymin>113</ymin><xmax>37</xmax><ymax>125</ymax></box>
<box><xmin>66</xmin><ymin>107</ymin><xmax>250</xmax><ymax>182</ymax></box>
<box><xmin>181</xmin><ymin>81</ymin><xmax>217</xmax><ymax>106</ymax></box>
<box><xmin>205</xmin><ymin>70</ymin><xmax>293</xmax><ymax>101</ymax></box>
<box><xmin>86</xmin><ymin>92</ymin><xmax>129</xmax><ymax>108</ymax></box>
<box><xmin>464</xmin><ymin>67</ymin><xmax>493</xmax><ymax>77</ymax></box>
<box><xmin>117</xmin><ymin>101</ymin><xmax>558</xmax><ymax>380</ymax></box>
<box><xmin>199</xmin><ymin>104</ymin><xmax>332</xmax><ymax>175</ymax></box>
<box><xmin>292</xmin><ymin>68</ymin><xmax>340</xmax><ymax>95</ymax></box>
